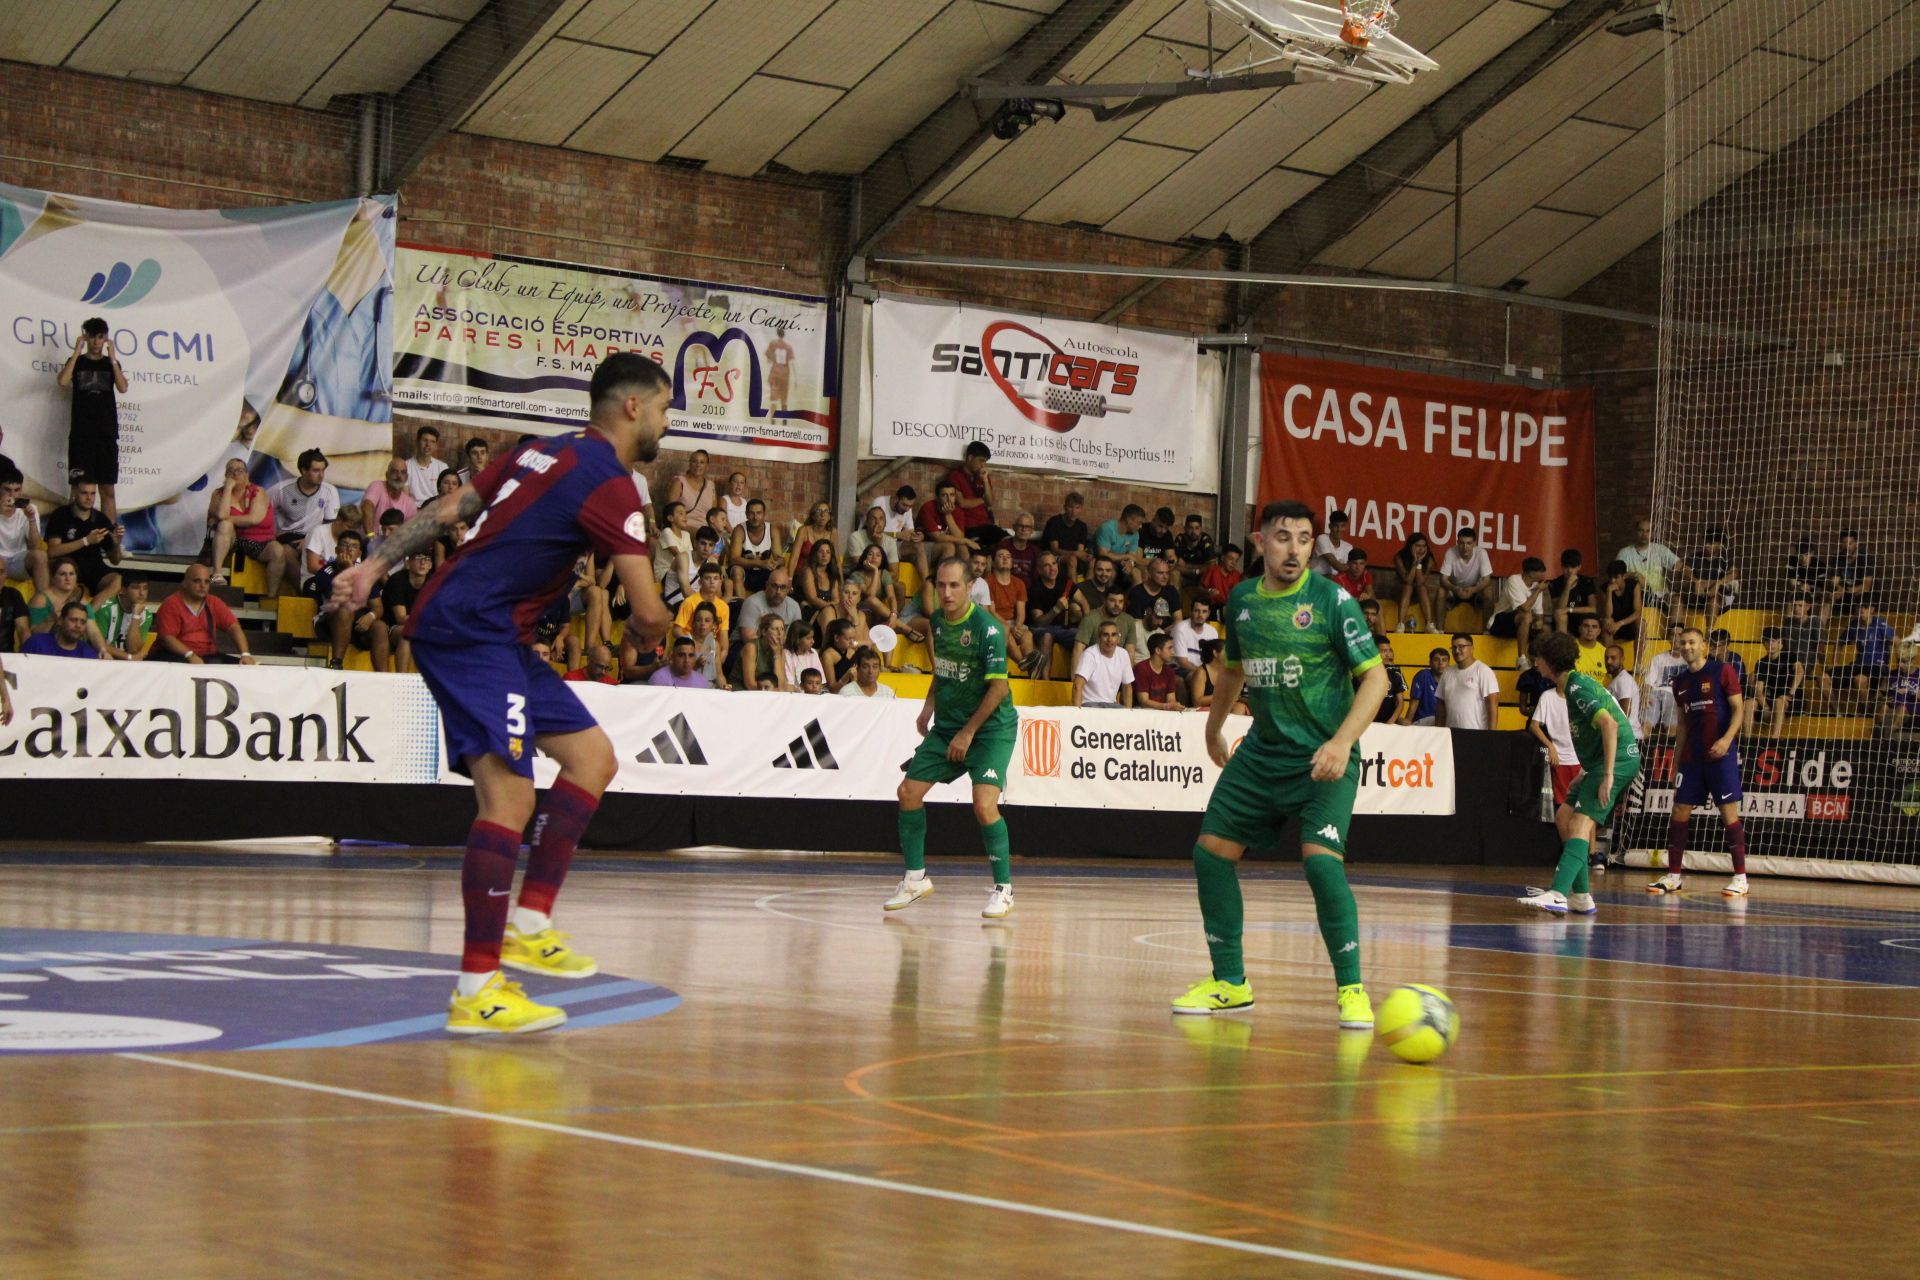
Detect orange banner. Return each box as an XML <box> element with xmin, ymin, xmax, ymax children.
<box><xmin>1258</xmin><ymin>355</ymin><xmax>1595</xmax><ymax>574</ymax></box>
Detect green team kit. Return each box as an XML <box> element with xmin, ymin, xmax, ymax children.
<box><xmin>1562</xmin><ymin>669</ymin><xmax>1642</xmax><ymax>823</ymax></box>
<box><xmin>904</xmin><ymin>602</ymin><xmax>1018</xmax><ymax>788</ymax></box>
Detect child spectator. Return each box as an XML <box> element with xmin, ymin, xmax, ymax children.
<box><xmin>782</xmin><ymin>622</ymin><xmax>825</xmax><ymax>689</ymax></box>
<box><xmin>1333</xmin><ymin>547</ymin><xmax>1375</xmax><ymax>604</ymax></box>
<box><xmin>1708</xmin><ymin>628</ymin><xmax>1747</xmax><ymax>686</ymax></box>
<box><xmin>675</xmin><ymin>563</ymin><xmax>731</xmax><ymax>638</ymax></box>
<box><xmin>1394</xmin><ymin>533</ymin><xmax>1435</xmax><ymax>632</ymax></box>
<box><xmin>1311</xmin><ymin>510</ymin><xmax>1354</xmax><ymax>577</ymax></box>
<box><xmin>1549</xmin><ymin>548</ymin><xmax>1598</xmax><ymax>635</ymax></box>
<box><xmin>1750</xmin><ymin>626</ymin><xmax>1801</xmax><ymax>738</ymax></box>
<box><xmin>1409</xmin><ymin>646</ymin><xmax>1447</xmax><ymax>725</ymax></box>
<box><xmin>1132</xmin><ymin>632</ymin><xmax>1183</xmax><ymax>711</ymax></box>
<box><xmin>1491</xmin><ymin>556</ymin><xmax>1549</xmax><ymax>667</ymax></box>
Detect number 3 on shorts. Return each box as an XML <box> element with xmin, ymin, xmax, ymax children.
<box><xmin>506</xmin><ymin>693</ymin><xmax>527</xmax><ymax>737</ymax></box>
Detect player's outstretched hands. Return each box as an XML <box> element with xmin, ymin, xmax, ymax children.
<box><xmin>330</xmin><ymin>561</ymin><xmax>380</xmax><ymax>615</ymax></box>
<box><xmin>1310</xmin><ymin>737</ymin><xmax>1350</xmax><ymax>783</ymax></box>
<box><xmin>1206</xmin><ymin>728</ymin><xmax>1230</xmax><ymax>769</ymax></box>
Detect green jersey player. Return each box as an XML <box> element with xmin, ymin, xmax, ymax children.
<box><xmin>1172</xmin><ymin>500</ymin><xmax>1389</xmax><ymax>1028</ymax></box>
<box><xmin>1516</xmin><ymin>630</ymin><xmax>1642</xmax><ymax>916</ymax></box>
<box><xmin>888</xmin><ymin>557</ymin><xmax>1021</xmax><ymax>918</ymax></box>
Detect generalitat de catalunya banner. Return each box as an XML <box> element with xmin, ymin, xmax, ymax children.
<box><xmin>1259</xmin><ymin>355</ymin><xmax>1595</xmax><ymax>574</ymax></box>
<box><xmin>0</xmin><ymin>182</ymin><xmax>396</xmax><ymax>553</ymax></box>
<box><xmin>393</xmin><ymin>245</ymin><xmax>835</xmax><ymax>464</ymax></box>
<box><xmin>870</xmin><ymin>297</ymin><xmax>1199</xmax><ymax>487</ymax></box>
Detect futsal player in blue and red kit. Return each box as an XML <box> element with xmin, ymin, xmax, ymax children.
<box><xmin>333</xmin><ymin>353</ymin><xmax>673</xmax><ymax>1033</ymax></box>
<box><xmin>1650</xmin><ymin>625</ymin><xmax>1751</xmax><ymax>897</ymax></box>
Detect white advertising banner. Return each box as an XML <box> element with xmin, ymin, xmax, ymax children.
<box><xmin>0</xmin><ymin>656</ymin><xmax>440</xmax><ymax>783</ymax></box>
<box><xmin>869</xmin><ymin>297</ymin><xmax>1199</xmax><ymax>486</ymax></box>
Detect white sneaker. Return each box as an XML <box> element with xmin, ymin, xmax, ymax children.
<box><xmin>1566</xmin><ymin>892</ymin><xmax>1597</xmax><ymax>916</ymax></box>
<box><xmin>884</xmin><ymin>875</ymin><xmax>933</xmax><ymax>911</ymax></box>
<box><xmin>1516</xmin><ymin>887</ymin><xmax>1568</xmax><ymax>914</ymax></box>
<box><xmin>1723</xmin><ymin>874</ymin><xmax>1750</xmax><ymax>897</ymax></box>
<box><xmin>982</xmin><ymin>884</ymin><xmax>1013</xmax><ymax>919</ymax></box>
<box><xmin>1647</xmin><ymin>873</ymin><xmax>1684</xmax><ymax>895</ymax></box>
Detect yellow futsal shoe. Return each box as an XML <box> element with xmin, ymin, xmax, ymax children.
<box><xmin>1171</xmin><ymin>977</ymin><xmax>1254</xmax><ymax>1015</ymax></box>
<box><xmin>501</xmin><ymin>925</ymin><xmax>600</xmax><ymax>979</ymax></box>
<box><xmin>1337</xmin><ymin>983</ymin><xmax>1375</xmax><ymax>1030</ymax></box>
<box><xmin>447</xmin><ymin>974</ymin><xmax>567</xmax><ymax>1035</ymax></box>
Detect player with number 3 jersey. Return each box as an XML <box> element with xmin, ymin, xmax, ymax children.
<box><xmin>332</xmin><ymin>353</ymin><xmax>673</xmax><ymax>1034</ymax></box>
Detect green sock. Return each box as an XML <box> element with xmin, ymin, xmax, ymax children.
<box><xmin>1303</xmin><ymin>855</ymin><xmax>1362</xmax><ymax>988</ymax></box>
<box><xmin>899</xmin><ymin>806</ymin><xmax>927</xmax><ymax>872</ymax></box>
<box><xmin>1193</xmin><ymin>844</ymin><xmax>1245</xmax><ymax>985</ymax></box>
<box><xmin>1572</xmin><ymin>858</ymin><xmax>1591</xmax><ymax>897</ymax></box>
<box><xmin>1552</xmin><ymin>837</ymin><xmax>1590</xmax><ymax>895</ymax></box>
<box><xmin>980</xmin><ymin>817</ymin><xmax>1011</xmax><ymax>886</ymax></box>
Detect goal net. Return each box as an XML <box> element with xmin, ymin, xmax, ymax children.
<box><xmin>1615</xmin><ymin>0</ymin><xmax>1920</xmax><ymax>884</ymax></box>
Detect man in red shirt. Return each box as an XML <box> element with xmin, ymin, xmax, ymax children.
<box><xmin>1199</xmin><ymin>544</ymin><xmax>1244</xmax><ymax>609</ymax></box>
<box><xmin>945</xmin><ymin>441</ymin><xmax>1007</xmax><ymax>550</ymax></box>
<box><xmin>917</xmin><ymin>482</ymin><xmax>977</xmax><ymax>562</ymax></box>
<box><xmin>152</xmin><ymin>563</ymin><xmax>256</xmax><ymax>664</ymax></box>
<box><xmin>564</xmin><ymin>643</ymin><xmax>620</xmax><ymax>685</ymax></box>
<box><xmin>1132</xmin><ymin>631</ymin><xmax>1184</xmax><ymax>711</ymax></box>
<box><xmin>1333</xmin><ymin>547</ymin><xmax>1376</xmax><ymax>604</ymax></box>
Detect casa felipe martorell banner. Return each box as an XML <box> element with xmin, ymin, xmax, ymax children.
<box><xmin>869</xmin><ymin>297</ymin><xmax>1199</xmax><ymax>487</ymax></box>
<box><xmin>0</xmin><ymin>181</ymin><xmax>396</xmax><ymax>553</ymax></box>
<box><xmin>393</xmin><ymin>245</ymin><xmax>835</xmax><ymax>464</ymax></box>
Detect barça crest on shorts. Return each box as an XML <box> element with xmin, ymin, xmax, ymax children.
<box><xmin>509</xmin><ymin>736</ymin><xmax>524</xmax><ymax>760</ymax></box>
<box><xmin>1292</xmin><ymin>605</ymin><xmax>1315</xmax><ymax>629</ymax></box>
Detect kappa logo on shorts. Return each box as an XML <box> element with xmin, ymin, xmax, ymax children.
<box><xmin>1315</xmin><ymin>824</ymin><xmax>1341</xmax><ymax>842</ymax></box>
<box><xmin>772</xmin><ymin>719</ymin><xmax>839</xmax><ymax>770</ymax></box>
<box><xmin>634</xmin><ymin>713</ymin><xmax>708</xmax><ymax>766</ymax></box>
<box><xmin>1237</xmin><ymin>609</ymin><xmax>1252</xmax><ymax>622</ymax></box>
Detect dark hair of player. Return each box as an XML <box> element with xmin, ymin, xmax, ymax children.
<box><xmin>589</xmin><ymin>351</ymin><xmax>670</xmax><ymax>412</ymax></box>
<box><xmin>1536</xmin><ymin>631</ymin><xmax>1579</xmax><ymax>674</ymax></box>
<box><xmin>1257</xmin><ymin>500</ymin><xmax>1313</xmax><ymax>530</ymax></box>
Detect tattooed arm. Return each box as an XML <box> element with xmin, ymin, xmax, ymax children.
<box><xmin>331</xmin><ymin>485</ymin><xmax>483</xmax><ymax>613</ymax></box>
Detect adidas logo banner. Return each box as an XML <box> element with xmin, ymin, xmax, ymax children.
<box><xmin>770</xmin><ymin>720</ymin><xmax>839</xmax><ymax>770</ymax></box>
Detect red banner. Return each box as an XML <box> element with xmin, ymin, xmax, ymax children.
<box><xmin>1258</xmin><ymin>356</ymin><xmax>1595</xmax><ymax>575</ymax></box>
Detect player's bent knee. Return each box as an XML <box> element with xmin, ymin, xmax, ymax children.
<box><xmin>1196</xmin><ymin>834</ymin><xmax>1243</xmax><ymax>862</ymax></box>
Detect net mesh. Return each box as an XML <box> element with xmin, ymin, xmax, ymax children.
<box><xmin>1341</xmin><ymin>1</ymin><xmax>1401</xmax><ymax>46</ymax></box>
<box><xmin>1622</xmin><ymin>0</ymin><xmax>1920</xmax><ymax>883</ymax></box>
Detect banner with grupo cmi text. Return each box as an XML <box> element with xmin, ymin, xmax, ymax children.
<box><xmin>1258</xmin><ymin>355</ymin><xmax>1596</xmax><ymax>572</ymax></box>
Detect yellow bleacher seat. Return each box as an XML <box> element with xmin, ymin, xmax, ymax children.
<box><xmin>877</xmin><ymin>672</ymin><xmax>1075</xmax><ymax>707</ymax></box>
<box><xmin>223</xmin><ymin>554</ymin><xmax>266</xmax><ymax>596</ymax></box>
<box><xmin>894</xmin><ymin>635</ymin><xmax>932</xmax><ymax>672</ymax></box>
<box><xmin>896</xmin><ymin>561</ymin><xmax>922</xmax><ymax>595</ymax></box>
<box><xmin>5</xmin><ymin>578</ymin><xmax>31</xmax><ymax>601</ymax></box>
<box><xmin>1713</xmin><ymin>608</ymin><xmax>1768</xmax><ymax>641</ymax></box>
<box><xmin>278</xmin><ymin>595</ymin><xmax>317</xmax><ymax>639</ymax></box>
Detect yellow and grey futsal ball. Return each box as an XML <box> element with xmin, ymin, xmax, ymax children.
<box><xmin>1375</xmin><ymin>984</ymin><xmax>1458</xmax><ymax>1064</ymax></box>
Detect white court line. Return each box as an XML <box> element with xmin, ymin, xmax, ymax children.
<box><xmin>122</xmin><ymin>1052</ymin><xmax>1459</xmax><ymax>1280</ymax></box>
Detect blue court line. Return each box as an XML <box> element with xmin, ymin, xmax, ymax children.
<box><xmin>562</xmin><ymin>995</ymin><xmax>682</xmax><ymax>1029</ymax></box>
<box><xmin>247</xmin><ymin>980</ymin><xmax>657</xmax><ymax>1050</ymax></box>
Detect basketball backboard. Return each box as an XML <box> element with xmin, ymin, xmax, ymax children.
<box><xmin>1205</xmin><ymin>0</ymin><xmax>1440</xmax><ymax>85</ymax></box>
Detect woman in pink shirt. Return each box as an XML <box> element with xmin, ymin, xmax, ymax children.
<box><xmin>206</xmin><ymin>458</ymin><xmax>290</xmax><ymax>596</ymax></box>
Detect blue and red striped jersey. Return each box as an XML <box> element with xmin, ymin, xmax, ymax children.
<box><xmin>404</xmin><ymin>429</ymin><xmax>648</xmax><ymax>646</ymax></box>
<box><xmin>1672</xmin><ymin>659</ymin><xmax>1742</xmax><ymax>763</ymax></box>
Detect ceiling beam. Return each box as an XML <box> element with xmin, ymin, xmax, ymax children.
<box><xmin>847</xmin><ymin>0</ymin><xmax>1137</xmax><ymax>258</ymax></box>
<box><xmin>380</xmin><ymin>0</ymin><xmax>569</xmax><ymax>189</ymax></box>
<box><xmin>1230</xmin><ymin>0</ymin><xmax>1623</xmax><ymax>325</ymax></box>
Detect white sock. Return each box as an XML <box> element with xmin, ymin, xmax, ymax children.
<box><xmin>457</xmin><ymin>970</ymin><xmax>496</xmax><ymax>998</ymax></box>
<box><xmin>905</xmin><ymin>869</ymin><xmax>927</xmax><ymax>883</ymax></box>
<box><xmin>512</xmin><ymin>906</ymin><xmax>552</xmax><ymax>934</ymax></box>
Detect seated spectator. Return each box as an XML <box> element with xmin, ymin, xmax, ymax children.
<box><xmin>1139</xmin><ymin>507</ymin><xmax>1177</xmax><ymax>561</ymax></box>
<box><xmin>1878</xmin><ymin>641</ymin><xmax>1920</xmax><ymax>737</ymax></box>
<box><xmin>1026</xmin><ymin>551</ymin><xmax>1079</xmax><ymax>677</ymax></box>
<box><xmin>796</xmin><ymin>539</ymin><xmax>842</xmax><ymax>620</ymax></box>
<box><xmin>653</xmin><ymin>501</ymin><xmax>696</xmax><ymax>605</ymax></box>
<box><xmin>532</xmin><ymin>591</ymin><xmax>581</xmax><ymax>672</ymax></box>
<box><xmin>1002</xmin><ymin>514</ymin><xmax>1040</xmax><ymax>582</ymax></box>
<box><xmin>1778</xmin><ymin>593</ymin><xmax>1824</xmax><ymax>671</ymax></box>
<box><xmin>869</xmin><ymin>485</ymin><xmax>928</xmax><ymax>571</ymax></box>
<box><xmin>799</xmin><ymin>669</ymin><xmax>826</xmax><ymax>695</ymax></box>
<box><xmin>425</xmin><ymin>468</ymin><xmax>463</xmax><ymax>514</ymax></box>
<box><xmin>1515</xmin><ymin>664</ymin><xmax>1552</xmax><ymax>719</ymax></box>
<box><xmin>92</xmin><ymin>572</ymin><xmax>151</xmax><ymax>660</ymax></box>
<box><xmin>404</xmin><ymin>425</ymin><xmax>448</xmax><ymax>503</ymax></box>
<box><xmin>984</xmin><ymin>545</ymin><xmax>1038</xmax><ymax>674</ymax></box>
<box><xmin>1599</xmin><ymin>559</ymin><xmax>1643</xmax><ymax>644</ymax></box>
<box><xmin>565</xmin><ymin>643</ymin><xmax>620</xmax><ymax>685</ymax></box>
<box><xmin>1360</xmin><ymin>598</ymin><xmax>1385</xmax><ymax>637</ymax></box>
<box><xmin>1436</xmin><ymin>633</ymin><xmax>1498</xmax><ymax>729</ymax></box>
<box><xmin>1427</xmin><ymin>527</ymin><xmax>1496</xmax><ymax>633</ymax></box>
<box><xmin>1529</xmin><ymin>678</ymin><xmax>1581</xmax><ymax>808</ymax></box>
<box><xmin>41</xmin><ymin>478</ymin><xmax>122</xmax><ymax>601</ymax></box>
<box><xmin>843</xmin><ymin>504</ymin><xmax>897</xmax><ymax>577</ymax></box>
<box><xmin>1490</xmin><ymin>556</ymin><xmax>1549</xmax><ymax>666</ymax></box>
<box><xmin>946</xmin><ymin>441</ymin><xmax>1006</xmax><ymax>549</ymax></box>
<box><xmin>675</xmin><ymin>563</ymin><xmax>731</xmax><ymax>638</ymax></box>
<box><xmin>0</xmin><ymin>465</ymin><xmax>49</xmax><ymax>596</ymax></box>
<box><xmin>21</xmin><ymin>600</ymin><xmax>99</xmax><ymax>659</ymax></box>
<box><xmin>1041</xmin><ymin>491</ymin><xmax>1091</xmax><ymax>581</ymax></box>
<box><xmin>1708</xmin><ymin>628</ymin><xmax>1747</xmax><ymax>686</ymax></box>
<box><xmin>268</xmin><ymin>448</ymin><xmax>340</xmax><ymax>554</ymax></box>
<box><xmin>1549</xmin><ymin>548</ymin><xmax>1598</xmax><ymax>635</ymax></box>
<box><xmin>1073</xmin><ymin>555</ymin><xmax>1122</xmax><ymax>621</ymax></box>
<box><xmin>1640</xmin><ymin>619</ymin><xmax>1688</xmax><ymax>737</ymax></box>
<box><xmin>639</xmin><ymin>635</ymin><xmax>704</xmax><ymax>689</ymax></box>
<box><xmin>1074</xmin><ymin>621</ymin><xmax>1134</xmax><ymax>708</ymax></box>
<box><xmin>1093</xmin><ymin>504</ymin><xmax>1148</xmax><ymax>584</ymax></box>
<box><xmin>1783</xmin><ymin>538</ymin><xmax>1825</xmax><ymax>606</ymax></box>
<box><xmin>618</xmin><ymin>631</ymin><xmax>665</xmax><ymax>685</ymax></box>
<box><xmin>1074</xmin><ymin>586</ymin><xmax>1147</xmax><ymax>673</ymax></box>
<box><xmin>665</xmin><ymin>448</ymin><xmax>718</xmax><ymax>524</ymax></box>
<box><xmin>1311</xmin><ymin>510</ymin><xmax>1354</xmax><ymax>577</ymax></box>
<box><xmin>1409</xmin><ymin>645</ymin><xmax>1447</xmax><ymax>725</ymax></box>
<box><xmin>1824</xmin><ymin>599</ymin><xmax>1893</xmax><ymax>715</ymax></box>
<box><xmin>1132</xmin><ymin>632</ymin><xmax>1184</xmax><ymax>711</ymax></box>
<box><xmin>1189</xmin><ymin>638</ymin><xmax>1249</xmax><ymax>715</ymax></box>
<box><xmin>783</xmin><ymin>622</ymin><xmax>825</xmax><ymax>689</ymax></box>
<box><xmin>788</xmin><ymin>501</ymin><xmax>837</xmax><ymax>575</ymax></box>
<box><xmin>302</xmin><ymin>501</ymin><xmax>363</xmax><ymax>586</ymax></box>
<box><xmin>455</xmin><ymin>436</ymin><xmax>490</xmax><ymax>485</ymax></box>
<box><xmin>1173</xmin><ymin>514</ymin><xmax>1215</xmax><ymax>595</ymax></box>
<box><xmin>1198</xmin><ymin>543</ymin><xmax>1244</xmax><ymax>611</ymax></box>
<box><xmin>917</xmin><ymin>483</ymin><xmax>976</xmax><ymax>563</ymax></box>
<box><xmin>964</xmin><ymin>550</ymin><xmax>993</xmax><ymax>610</ymax></box>
<box><xmin>817</xmin><ymin>578</ymin><xmax>875</xmax><ymax>658</ymax></box>
<box><xmin>1125</xmin><ymin>557</ymin><xmax>1183</xmax><ymax>632</ymax></box>
<box><xmin>384</xmin><ymin>550</ymin><xmax>433</xmax><ymax>674</ymax></box>
<box><xmin>1616</xmin><ymin>516</ymin><xmax>1683</xmax><ymax>610</ymax></box>
<box><xmin>1374</xmin><ymin>635</ymin><xmax>1406</xmax><ymax>723</ymax></box>
<box><xmin>370</xmin><ymin>508</ymin><xmax>407</xmax><ymax>562</ymax></box>
<box><xmin>702</xmin><ymin>504</ymin><xmax>732</xmax><ymax>556</ymax></box>
<box><xmin>0</xmin><ymin>579</ymin><xmax>25</xmax><ymax>653</ymax></box>
<box><xmin>1167</xmin><ymin>598</ymin><xmax>1218</xmax><ymax>674</ymax></box>
<box><xmin>720</xmin><ymin>471</ymin><xmax>750</xmax><ymax>529</ymax></box>
<box><xmin>1828</xmin><ymin>529</ymin><xmax>1876</xmax><ymax>614</ymax></box>
<box><xmin>1574</xmin><ymin>616</ymin><xmax>1607</xmax><ymax>678</ymax></box>
<box><xmin>360</xmin><ymin>457</ymin><xmax>418</xmax><ymax>539</ymax></box>
<box><xmin>839</xmin><ymin>645</ymin><xmax>896</xmax><ymax>699</ymax></box>
<box><xmin>737</xmin><ymin>572</ymin><xmax>801</xmax><ymax>647</ymax></box>
<box><xmin>735</xmin><ymin>613</ymin><xmax>790</xmax><ymax>691</ymax></box>
<box><xmin>152</xmin><ymin>563</ymin><xmax>256</xmax><ymax>664</ymax></box>
<box><xmin>531</xmin><ymin>639</ymin><xmax>555</xmax><ymax>667</ymax></box>
<box><xmin>1394</xmin><ymin>533</ymin><xmax>1435</xmax><ymax>632</ymax></box>
<box><xmin>29</xmin><ymin>558</ymin><xmax>109</xmax><ymax>648</ymax></box>
<box><xmin>1333</xmin><ymin>547</ymin><xmax>1375</xmax><ymax>605</ymax></box>
<box><xmin>1604</xmin><ymin>643</ymin><xmax>1638</xmax><ymax>726</ymax></box>
<box><xmin>820</xmin><ymin>617</ymin><xmax>858</xmax><ymax>691</ymax></box>
<box><xmin>307</xmin><ymin>530</ymin><xmax>390</xmax><ymax>672</ymax></box>
<box><xmin>684</xmin><ymin>601</ymin><xmax>729</xmax><ymax>688</ymax></box>
<box><xmin>1749</xmin><ymin>627</ymin><xmax>1801</xmax><ymax>738</ymax></box>
<box><xmin>1685</xmin><ymin>528</ymin><xmax>1739</xmax><ymax>630</ymax></box>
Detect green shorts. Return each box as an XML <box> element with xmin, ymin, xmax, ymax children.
<box><xmin>1568</xmin><ymin>758</ymin><xmax>1642</xmax><ymax>825</ymax></box>
<box><xmin>905</xmin><ymin>723</ymin><xmax>1016</xmax><ymax>791</ymax></box>
<box><xmin>1200</xmin><ymin>733</ymin><xmax>1359</xmax><ymax>855</ymax></box>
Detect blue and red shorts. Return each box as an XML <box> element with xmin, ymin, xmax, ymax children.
<box><xmin>413</xmin><ymin>640</ymin><xmax>598</xmax><ymax>778</ymax></box>
<box><xmin>1673</xmin><ymin>751</ymin><xmax>1742</xmax><ymax>808</ymax></box>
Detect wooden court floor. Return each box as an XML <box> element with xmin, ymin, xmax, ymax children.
<box><xmin>2</xmin><ymin>846</ymin><xmax>1918</xmax><ymax>1279</ymax></box>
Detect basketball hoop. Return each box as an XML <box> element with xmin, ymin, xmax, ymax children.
<box><xmin>1339</xmin><ymin>0</ymin><xmax>1399</xmax><ymax>48</ymax></box>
